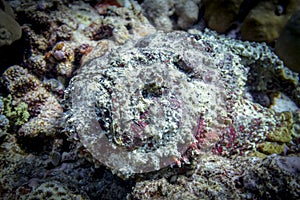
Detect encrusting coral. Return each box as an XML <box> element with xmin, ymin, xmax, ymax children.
<box><xmin>2</xmin><ymin>65</ymin><xmax>63</xmax><ymax>138</ymax></box>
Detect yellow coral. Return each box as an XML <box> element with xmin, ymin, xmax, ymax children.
<box><xmin>257</xmin><ymin>142</ymin><xmax>285</xmax><ymax>155</ymax></box>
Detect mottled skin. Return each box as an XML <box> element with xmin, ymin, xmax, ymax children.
<box><xmin>66</xmin><ymin>27</ymin><xmax>296</xmax><ymax>177</ymax></box>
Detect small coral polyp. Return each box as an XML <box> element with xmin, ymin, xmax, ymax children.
<box><xmin>66</xmin><ymin>31</ymin><xmax>247</xmax><ymax>177</ymax></box>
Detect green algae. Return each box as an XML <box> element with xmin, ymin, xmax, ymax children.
<box><xmin>3</xmin><ymin>95</ymin><xmax>30</xmax><ymax>127</ymax></box>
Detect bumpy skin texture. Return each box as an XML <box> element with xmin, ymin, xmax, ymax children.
<box><xmin>66</xmin><ymin>30</ymin><xmax>296</xmax><ymax>177</ymax></box>
<box><xmin>66</xmin><ymin>31</ymin><xmax>246</xmax><ymax>176</ymax></box>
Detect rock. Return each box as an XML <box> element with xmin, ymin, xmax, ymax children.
<box><xmin>175</xmin><ymin>0</ymin><xmax>200</xmax><ymax>29</ymax></box>
<box><xmin>241</xmin><ymin>0</ymin><xmax>300</xmax><ymax>42</ymax></box>
<box><xmin>20</xmin><ymin>181</ymin><xmax>86</xmax><ymax>200</ymax></box>
<box><xmin>130</xmin><ymin>155</ymin><xmax>300</xmax><ymax>199</ymax></box>
<box><xmin>275</xmin><ymin>9</ymin><xmax>300</xmax><ymax>73</ymax></box>
<box><xmin>141</xmin><ymin>0</ymin><xmax>201</xmax><ymax>31</ymax></box>
<box><xmin>2</xmin><ymin>65</ymin><xmax>63</xmax><ymax>138</ymax></box>
<box><xmin>0</xmin><ymin>0</ymin><xmax>22</xmax><ymax>47</ymax></box>
<box><xmin>203</xmin><ymin>0</ymin><xmax>243</xmax><ymax>33</ymax></box>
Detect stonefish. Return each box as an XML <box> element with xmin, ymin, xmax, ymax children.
<box><xmin>65</xmin><ymin>31</ymin><xmax>295</xmax><ymax>177</ymax></box>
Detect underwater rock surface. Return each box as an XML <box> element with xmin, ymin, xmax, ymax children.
<box><xmin>275</xmin><ymin>9</ymin><xmax>300</xmax><ymax>73</ymax></box>
<box><xmin>0</xmin><ymin>0</ymin><xmax>21</xmax><ymax>47</ymax></box>
<box><xmin>1</xmin><ymin>1</ymin><xmax>299</xmax><ymax>199</ymax></box>
<box><xmin>129</xmin><ymin>154</ymin><xmax>300</xmax><ymax>199</ymax></box>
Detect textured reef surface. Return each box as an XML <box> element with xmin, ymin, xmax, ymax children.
<box><xmin>0</xmin><ymin>0</ymin><xmax>300</xmax><ymax>199</ymax></box>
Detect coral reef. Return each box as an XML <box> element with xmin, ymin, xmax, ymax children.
<box><xmin>2</xmin><ymin>65</ymin><xmax>63</xmax><ymax>138</ymax></box>
<box><xmin>0</xmin><ymin>0</ymin><xmax>299</xmax><ymax>199</ymax></box>
<box><xmin>9</xmin><ymin>0</ymin><xmax>154</xmax><ymax>55</ymax></box>
<box><xmin>45</xmin><ymin>41</ymin><xmax>75</xmax><ymax>80</ymax></box>
<box><xmin>0</xmin><ymin>96</ymin><xmax>9</xmax><ymax>131</ymax></box>
<box><xmin>92</xmin><ymin>0</ymin><xmax>156</xmax><ymax>44</ymax></box>
<box><xmin>20</xmin><ymin>181</ymin><xmax>86</xmax><ymax>200</ymax></box>
<box><xmin>0</xmin><ymin>1</ymin><xmax>156</xmax><ymax>199</ymax></box>
<box><xmin>0</xmin><ymin>128</ymin><xmax>132</xmax><ymax>200</ymax></box>
<box><xmin>0</xmin><ymin>132</ymin><xmax>29</xmax><ymax>200</ymax></box>
<box><xmin>129</xmin><ymin>154</ymin><xmax>300</xmax><ymax>199</ymax></box>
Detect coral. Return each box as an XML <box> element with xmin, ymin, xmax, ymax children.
<box><xmin>0</xmin><ymin>126</ymin><xmax>131</xmax><ymax>199</ymax></box>
<box><xmin>24</xmin><ymin>54</ymin><xmax>47</xmax><ymax>78</ymax></box>
<box><xmin>45</xmin><ymin>41</ymin><xmax>75</xmax><ymax>79</ymax></box>
<box><xmin>130</xmin><ymin>155</ymin><xmax>240</xmax><ymax>199</ymax></box>
<box><xmin>43</xmin><ymin>78</ymin><xmax>65</xmax><ymax>98</ymax></box>
<box><xmin>275</xmin><ymin>9</ymin><xmax>300</xmax><ymax>73</ymax></box>
<box><xmin>129</xmin><ymin>155</ymin><xmax>300</xmax><ymax>199</ymax></box>
<box><xmin>6</xmin><ymin>0</ymin><xmax>156</xmax><ymax>62</ymax></box>
<box><xmin>2</xmin><ymin>65</ymin><xmax>63</xmax><ymax>138</ymax></box>
<box><xmin>0</xmin><ymin>114</ymin><xmax>9</xmax><ymax>130</ymax></box>
<box><xmin>20</xmin><ymin>181</ymin><xmax>85</xmax><ymax>200</ymax></box>
<box><xmin>256</xmin><ymin>142</ymin><xmax>286</xmax><ymax>155</ymax></box>
<box><xmin>0</xmin><ymin>130</ymin><xmax>33</xmax><ymax>200</ymax></box>
<box><xmin>49</xmin><ymin>24</ymin><xmax>73</xmax><ymax>43</ymax></box>
<box><xmin>2</xmin><ymin>65</ymin><xmax>39</xmax><ymax>97</ymax></box>
<box><xmin>271</xmin><ymin>93</ymin><xmax>299</xmax><ymax>112</ymax></box>
<box><xmin>293</xmin><ymin>109</ymin><xmax>300</xmax><ymax>138</ymax></box>
<box><xmin>266</xmin><ymin>112</ymin><xmax>293</xmax><ymax>143</ymax></box>
<box><xmin>9</xmin><ymin>0</ymin><xmax>96</xmax><ymax>54</ymax></box>
<box><xmin>89</xmin><ymin>0</ymin><xmax>156</xmax><ymax>44</ymax></box>
<box><xmin>242</xmin><ymin>155</ymin><xmax>300</xmax><ymax>199</ymax></box>
<box><xmin>253</xmin><ymin>111</ymin><xmax>293</xmax><ymax>155</ymax></box>
<box><xmin>0</xmin><ymin>96</ymin><xmax>9</xmax><ymax>131</ymax></box>
<box><xmin>0</xmin><ymin>0</ymin><xmax>22</xmax><ymax>47</ymax></box>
